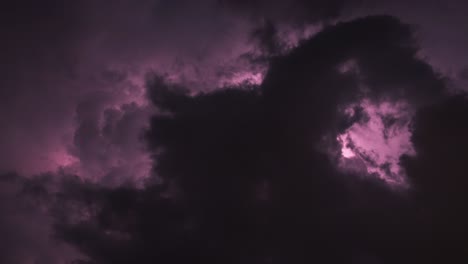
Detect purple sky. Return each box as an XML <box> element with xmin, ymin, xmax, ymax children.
<box><xmin>1</xmin><ymin>1</ymin><xmax>468</xmax><ymax>263</ymax></box>
<box><xmin>2</xmin><ymin>0</ymin><xmax>467</xmax><ymax>181</ymax></box>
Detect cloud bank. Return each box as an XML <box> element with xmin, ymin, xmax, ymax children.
<box><xmin>4</xmin><ymin>15</ymin><xmax>464</xmax><ymax>264</ymax></box>
<box><xmin>1</xmin><ymin>1</ymin><xmax>468</xmax><ymax>264</ymax></box>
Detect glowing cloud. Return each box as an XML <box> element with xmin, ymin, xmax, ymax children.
<box><xmin>336</xmin><ymin>99</ymin><xmax>415</xmax><ymax>186</ymax></box>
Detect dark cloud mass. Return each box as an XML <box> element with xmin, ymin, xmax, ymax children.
<box><xmin>6</xmin><ymin>16</ymin><xmax>463</xmax><ymax>264</ymax></box>
<box><xmin>1</xmin><ymin>1</ymin><xmax>468</xmax><ymax>264</ymax></box>
<box><xmin>0</xmin><ymin>173</ymin><xmax>83</xmax><ymax>264</ymax></box>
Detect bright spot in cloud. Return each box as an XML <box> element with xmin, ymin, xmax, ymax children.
<box><xmin>219</xmin><ymin>71</ymin><xmax>264</xmax><ymax>87</ymax></box>
<box><xmin>336</xmin><ymin>99</ymin><xmax>415</xmax><ymax>186</ymax></box>
<box><xmin>338</xmin><ymin>134</ymin><xmax>356</xmax><ymax>158</ymax></box>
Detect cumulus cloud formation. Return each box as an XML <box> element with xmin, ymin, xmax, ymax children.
<box><xmin>1</xmin><ymin>1</ymin><xmax>468</xmax><ymax>264</ymax></box>
<box><xmin>5</xmin><ymin>15</ymin><xmax>462</xmax><ymax>264</ymax></box>
<box><xmin>336</xmin><ymin>99</ymin><xmax>414</xmax><ymax>185</ymax></box>
<box><xmin>0</xmin><ymin>0</ymin><xmax>263</xmax><ymax>178</ymax></box>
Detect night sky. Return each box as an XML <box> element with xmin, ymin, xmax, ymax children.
<box><xmin>1</xmin><ymin>1</ymin><xmax>468</xmax><ymax>263</ymax></box>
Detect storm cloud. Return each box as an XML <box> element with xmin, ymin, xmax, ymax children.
<box><xmin>21</xmin><ymin>15</ymin><xmax>465</xmax><ymax>264</ymax></box>
<box><xmin>1</xmin><ymin>1</ymin><xmax>468</xmax><ymax>264</ymax></box>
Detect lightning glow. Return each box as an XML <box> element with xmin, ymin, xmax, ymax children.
<box><xmin>336</xmin><ymin>99</ymin><xmax>415</xmax><ymax>186</ymax></box>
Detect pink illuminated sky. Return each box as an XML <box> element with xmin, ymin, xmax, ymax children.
<box><xmin>2</xmin><ymin>1</ymin><xmax>468</xmax><ymax>264</ymax></box>
<box><xmin>1</xmin><ymin>1</ymin><xmax>324</xmax><ymax>185</ymax></box>
<box><xmin>336</xmin><ymin>99</ymin><xmax>415</xmax><ymax>186</ymax></box>
<box><xmin>1</xmin><ymin>0</ymin><xmax>466</xmax><ymax>186</ymax></box>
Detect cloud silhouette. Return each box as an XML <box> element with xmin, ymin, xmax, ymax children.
<box><xmin>22</xmin><ymin>15</ymin><xmax>465</xmax><ymax>264</ymax></box>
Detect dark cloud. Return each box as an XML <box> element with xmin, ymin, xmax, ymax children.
<box><xmin>397</xmin><ymin>94</ymin><xmax>468</xmax><ymax>263</ymax></box>
<box><xmin>0</xmin><ymin>1</ymin><xmax>285</xmax><ymax>262</ymax></box>
<box><xmin>69</xmin><ymin>95</ymin><xmax>152</xmax><ymax>186</ymax></box>
<box><xmin>2</xmin><ymin>0</ymin><xmax>468</xmax><ymax>263</ymax></box>
<box><xmin>0</xmin><ymin>1</ymin><xmax>267</xmax><ymax>262</ymax></box>
<box><xmin>403</xmin><ymin>94</ymin><xmax>468</xmax><ymax>219</ymax></box>
<box><xmin>222</xmin><ymin>0</ymin><xmax>356</xmax><ymax>58</ymax></box>
<box><xmin>28</xmin><ymin>15</ymin><xmax>466</xmax><ymax>264</ymax></box>
<box><xmin>250</xmin><ymin>20</ymin><xmax>283</xmax><ymax>56</ymax></box>
<box><xmin>0</xmin><ymin>0</ymin><xmax>262</xmax><ymax>176</ymax></box>
<box><xmin>0</xmin><ymin>173</ymin><xmax>83</xmax><ymax>264</ymax></box>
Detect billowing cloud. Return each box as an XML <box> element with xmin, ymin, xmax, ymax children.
<box><xmin>2</xmin><ymin>1</ymin><xmax>468</xmax><ymax>264</ymax></box>
<box><xmin>336</xmin><ymin>99</ymin><xmax>415</xmax><ymax>186</ymax></box>
<box><xmin>0</xmin><ymin>173</ymin><xmax>83</xmax><ymax>264</ymax></box>
<box><xmin>26</xmin><ymin>15</ymin><xmax>465</xmax><ymax>264</ymax></box>
<box><xmin>0</xmin><ymin>0</ymin><xmax>266</xmax><ymax>178</ymax></box>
